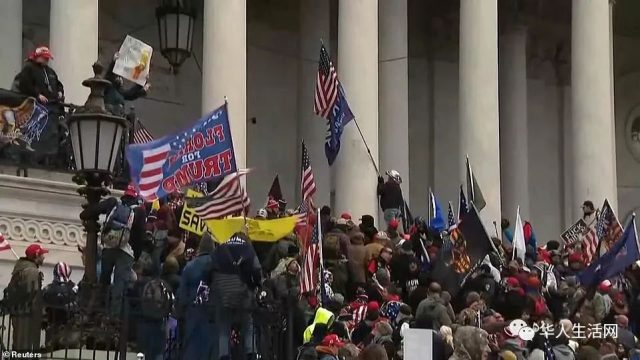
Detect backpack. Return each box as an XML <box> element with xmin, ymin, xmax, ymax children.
<box><xmin>101</xmin><ymin>201</ymin><xmax>136</xmax><ymax>249</ymax></box>
<box><xmin>141</xmin><ymin>278</ymin><xmax>173</xmax><ymax>320</ymax></box>
<box><xmin>296</xmin><ymin>343</ymin><xmax>318</xmax><ymax>360</ymax></box>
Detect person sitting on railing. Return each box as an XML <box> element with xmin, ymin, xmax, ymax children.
<box><xmin>104</xmin><ymin>51</ymin><xmax>150</xmax><ymax>116</ymax></box>
<box><xmin>13</xmin><ymin>46</ymin><xmax>64</xmax><ymax>104</ymax></box>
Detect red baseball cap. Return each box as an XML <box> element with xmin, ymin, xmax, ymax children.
<box><xmin>25</xmin><ymin>244</ymin><xmax>48</xmax><ymax>258</ymax></box>
<box><xmin>32</xmin><ymin>46</ymin><xmax>54</xmax><ymax>60</ymax></box>
<box><xmin>388</xmin><ymin>218</ymin><xmax>399</xmax><ymax>230</ymax></box>
<box><xmin>124</xmin><ymin>184</ymin><xmax>138</xmax><ymax>198</ymax></box>
<box><xmin>321</xmin><ymin>334</ymin><xmax>345</xmax><ymax>348</ymax></box>
<box><xmin>340</xmin><ymin>212</ymin><xmax>352</xmax><ymax>220</ymax></box>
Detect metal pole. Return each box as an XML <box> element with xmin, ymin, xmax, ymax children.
<box><xmin>352</xmin><ymin>118</ymin><xmax>379</xmax><ymax>176</ymax></box>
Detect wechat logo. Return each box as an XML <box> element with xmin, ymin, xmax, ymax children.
<box><xmin>509</xmin><ymin>319</ymin><xmax>535</xmax><ymax>341</ymax></box>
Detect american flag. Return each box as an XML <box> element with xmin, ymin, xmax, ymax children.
<box><xmin>0</xmin><ymin>232</ymin><xmax>11</xmax><ymax>252</ymax></box>
<box><xmin>598</xmin><ymin>199</ymin><xmax>624</xmax><ymax>252</ymax></box>
<box><xmin>300</xmin><ymin>209</ymin><xmax>323</xmax><ymax>295</ymax></box>
<box><xmin>133</xmin><ymin>120</ymin><xmax>154</xmax><ymax>144</ymax></box>
<box><xmin>582</xmin><ymin>212</ymin><xmax>599</xmax><ymax>263</ymax></box>
<box><xmin>138</xmin><ymin>143</ymin><xmax>172</xmax><ymax>200</ymax></box>
<box><xmin>447</xmin><ymin>201</ymin><xmax>457</xmax><ymax>232</ymax></box>
<box><xmin>458</xmin><ymin>185</ymin><xmax>469</xmax><ymax>221</ymax></box>
<box><xmin>314</xmin><ymin>44</ymin><xmax>339</xmax><ymax>119</ymax></box>
<box><xmin>191</xmin><ymin>169</ymin><xmax>251</xmax><ymax>219</ymax></box>
<box><xmin>296</xmin><ymin>200</ymin><xmax>309</xmax><ymax>227</ymax></box>
<box><xmin>301</xmin><ymin>141</ymin><xmax>317</xmax><ymax>202</ymax></box>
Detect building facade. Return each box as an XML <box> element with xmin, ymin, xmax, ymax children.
<box><xmin>0</xmin><ymin>0</ymin><xmax>639</xmax><ymax>285</ymax></box>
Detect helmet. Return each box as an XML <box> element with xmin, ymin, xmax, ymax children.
<box><xmin>257</xmin><ymin>208</ymin><xmax>267</xmax><ymax>218</ymax></box>
<box><xmin>386</xmin><ymin>170</ymin><xmax>402</xmax><ymax>183</ymax></box>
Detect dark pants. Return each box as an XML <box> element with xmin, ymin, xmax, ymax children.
<box><xmin>215</xmin><ymin>306</ymin><xmax>254</xmax><ymax>358</ymax></box>
<box><xmin>182</xmin><ymin>306</ymin><xmax>218</xmax><ymax>359</ymax></box>
<box><xmin>137</xmin><ymin>319</ymin><xmax>165</xmax><ymax>360</ymax></box>
<box><xmin>100</xmin><ymin>248</ymin><xmax>133</xmax><ymax>314</ymax></box>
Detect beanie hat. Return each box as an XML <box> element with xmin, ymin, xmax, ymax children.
<box><xmin>388</xmin><ymin>218</ymin><xmax>399</xmax><ymax>230</ymax></box>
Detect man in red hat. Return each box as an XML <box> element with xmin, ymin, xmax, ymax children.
<box><xmin>5</xmin><ymin>243</ymin><xmax>48</xmax><ymax>351</ymax></box>
<box><xmin>14</xmin><ymin>46</ymin><xmax>64</xmax><ymax>104</ymax></box>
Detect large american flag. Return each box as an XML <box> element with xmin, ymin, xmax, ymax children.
<box><xmin>133</xmin><ymin>120</ymin><xmax>154</xmax><ymax>144</ymax></box>
<box><xmin>191</xmin><ymin>169</ymin><xmax>251</xmax><ymax>219</ymax></box>
<box><xmin>314</xmin><ymin>44</ymin><xmax>339</xmax><ymax>119</ymax></box>
<box><xmin>138</xmin><ymin>143</ymin><xmax>172</xmax><ymax>200</ymax></box>
<box><xmin>300</xmin><ymin>209</ymin><xmax>322</xmax><ymax>295</ymax></box>
<box><xmin>598</xmin><ymin>199</ymin><xmax>624</xmax><ymax>252</ymax></box>
<box><xmin>301</xmin><ymin>141</ymin><xmax>317</xmax><ymax>202</ymax></box>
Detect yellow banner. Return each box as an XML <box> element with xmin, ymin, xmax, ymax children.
<box><xmin>205</xmin><ymin>216</ymin><xmax>298</xmax><ymax>243</ymax></box>
<box><xmin>179</xmin><ymin>189</ymin><xmax>208</xmax><ymax>236</ymax></box>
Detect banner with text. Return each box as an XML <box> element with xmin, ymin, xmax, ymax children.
<box><xmin>126</xmin><ymin>103</ymin><xmax>237</xmax><ymax>201</ymax></box>
<box><xmin>179</xmin><ymin>189</ymin><xmax>208</xmax><ymax>235</ymax></box>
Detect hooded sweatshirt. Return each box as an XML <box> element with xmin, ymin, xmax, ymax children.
<box><xmin>450</xmin><ymin>326</ymin><xmax>490</xmax><ymax>360</ymax></box>
<box><xmin>303</xmin><ymin>307</ymin><xmax>335</xmax><ymax>344</ymax></box>
<box><xmin>415</xmin><ymin>294</ymin><xmax>452</xmax><ymax>330</ymax></box>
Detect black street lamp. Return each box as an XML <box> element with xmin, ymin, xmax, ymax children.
<box><xmin>68</xmin><ymin>62</ymin><xmax>128</xmax><ymax>286</ymax></box>
<box><xmin>156</xmin><ymin>0</ymin><xmax>196</xmax><ymax>73</ymax></box>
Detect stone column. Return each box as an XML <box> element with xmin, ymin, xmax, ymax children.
<box><xmin>379</xmin><ymin>0</ymin><xmax>409</xmax><ymax>208</ymax></box>
<box><xmin>570</xmin><ymin>0</ymin><xmax>616</xmax><ymax>219</ymax></box>
<box><xmin>499</xmin><ymin>25</ymin><xmax>529</xmax><ymax>221</ymax></box>
<box><xmin>334</xmin><ymin>0</ymin><xmax>379</xmax><ymax>221</ymax></box>
<box><xmin>0</xmin><ymin>0</ymin><xmax>22</xmax><ymax>88</ymax></box>
<box><xmin>202</xmin><ymin>0</ymin><xmax>246</xmax><ymax>170</ymax></box>
<box><xmin>298</xmin><ymin>0</ymin><xmax>330</xmax><ymax>207</ymax></box>
<box><xmin>459</xmin><ymin>0</ymin><xmax>501</xmax><ymax>226</ymax></box>
<box><xmin>49</xmin><ymin>0</ymin><xmax>99</xmax><ymax>105</ymax></box>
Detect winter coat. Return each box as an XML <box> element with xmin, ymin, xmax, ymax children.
<box><xmin>552</xmin><ymin>344</ymin><xmax>575</xmax><ymax>360</ymax></box>
<box><xmin>324</xmin><ymin>259</ymin><xmax>348</xmax><ymax>297</ymax></box>
<box><xmin>14</xmin><ymin>60</ymin><xmax>64</xmax><ymax>101</ymax></box>
<box><xmin>303</xmin><ymin>307</ymin><xmax>335</xmax><ymax>344</ymax></box>
<box><xmin>103</xmin><ymin>60</ymin><xmax>146</xmax><ymax>114</ymax></box>
<box><xmin>210</xmin><ymin>236</ymin><xmax>261</xmax><ymax>311</ymax></box>
<box><xmin>407</xmin><ymin>284</ymin><xmax>429</xmax><ymax>315</ymax></box>
<box><xmin>6</xmin><ymin>258</ymin><xmax>44</xmax><ymax>351</ymax></box>
<box><xmin>177</xmin><ymin>253</ymin><xmax>212</xmax><ymax>313</ymax></box>
<box><xmin>377</xmin><ymin>179</ymin><xmax>404</xmax><ymax>211</ymax></box>
<box><xmin>364</xmin><ymin>243</ymin><xmax>384</xmax><ymax>266</ymax></box>
<box><xmin>415</xmin><ymin>294</ymin><xmax>452</xmax><ymax>329</ymax></box>
<box><xmin>449</xmin><ymin>326</ymin><xmax>490</xmax><ymax>360</ymax></box>
<box><xmin>325</xmin><ymin>228</ymin><xmax>350</xmax><ymax>259</ymax></box>
<box><xmin>348</xmin><ymin>236</ymin><xmax>368</xmax><ymax>285</ymax></box>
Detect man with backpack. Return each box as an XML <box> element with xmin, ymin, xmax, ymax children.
<box><xmin>82</xmin><ymin>184</ymin><xmax>146</xmax><ymax>314</ymax></box>
<box><xmin>5</xmin><ymin>244</ymin><xmax>48</xmax><ymax>352</ymax></box>
<box><xmin>210</xmin><ymin>232</ymin><xmax>262</xmax><ymax>360</ymax></box>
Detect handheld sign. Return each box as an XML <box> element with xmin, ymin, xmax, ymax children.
<box><xmin>560</xmin><ymin>219</ymin><xmax>590</xmax><ymax>244</ymax></box>
<box><xmin>179</xmin><ymin>189</ymin><xmax>208</xmax><ymax>236</ymax></box>
<box><xmin>113</xmin><ymin>35</ymin><xmax>153</xmax><ymax>86</ymax></box>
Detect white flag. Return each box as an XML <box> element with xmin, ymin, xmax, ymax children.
<box><xmin>512</xmin><ymin>206</ymin><xmax>526</xmax><ymax>263</ymax></box>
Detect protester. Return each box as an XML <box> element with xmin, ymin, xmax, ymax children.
<box><xmin>377</xmin><ymin>170</ymin><xmax>404</xmax><ymax>230</ymax></box>
<box><xmin>13</xmin><ymin>46</ymin><xmax>64</xmax><ymax>103</ymax></box>
<box><xmin>4</xmin><ymin>244</ymin><xmax>48</xmax><ymax>352</ymax></box>
<box><xmin>104</xmin><ymin>51</ymin><xmax>150</xmax><ymax>115</ymax></box>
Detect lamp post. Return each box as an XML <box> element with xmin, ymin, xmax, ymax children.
<box><xmin>156</xmin><ymin>0</ymin><xmax>196</xmax><ymax>73</ymax></box>
<box><xmin>68</xmin><ymin>62</ymin><xmax>128</xmax><ymax>286</ymax></box>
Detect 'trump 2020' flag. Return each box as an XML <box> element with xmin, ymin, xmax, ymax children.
<box><xmin>126</xmin><ymin>104</ymin><xmax>237</xmax><ymax>201</ymax></box>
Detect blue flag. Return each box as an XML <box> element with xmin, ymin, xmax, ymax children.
<box><xmin>429</xmin><ymin>190</ymin><xmax>446</xmax><ymax>233</ymax></box>
<box><xmin>579</xmin><ymin>215</ymin><xmax>639</xmax><ymax>287</ymax></box>
<box><xmin>325</xmin><ymin>85</ymin><xmax>354</xmax><ymax>165</ymax></box>
<box><xmin>126</xmin><ymin>104</ymin><xmax>237</xmax><ymax>201</ymax></box>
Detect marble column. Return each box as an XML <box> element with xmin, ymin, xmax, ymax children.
<box><xmin>0</xmin><ymin>0</ymin><xmax>22</xmax><ymax>88</ymax></box>
<box><xmin>334</xmin><ymin>0</ymin><xmax>379</xmax><ymax>222</ymax></box>
<box><xmin>499</xmin><ymin>25</ymin><xmax>529</xmax><ymax>222</ymax></box>
<box><xmin>298</xmin><ymin>0</ymin><xmax>330</xmax><ymax>207</ymax></box>
<box><xmin>459</xmin><ymin>0</ymin><xmax>501</xmax><ymax>226</ymax></box>
<box><xmin>570</xmin><ymin>0</ymin><xmax>616</xmax><ymax>219</ymax></box>
<box><xmin>379</xmin><ymin>0</ymin><xmax>409</xmax><ymax>209</ymax></box>
<box><xmin>49</xmin><ymin>0</ymin><xmax>99</xmax><ymax>105</ymax></box>
<box><xmin>202</xmin><ymin>0</ymin><xmax>247</xmax><ymax>170</ymax></box>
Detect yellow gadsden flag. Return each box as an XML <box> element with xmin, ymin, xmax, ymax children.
<box><xmin>205</xmin><ymin>216</ymin><xmax>298</xmax><ymax>243</ymax></box>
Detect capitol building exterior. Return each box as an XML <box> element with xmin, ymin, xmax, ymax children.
<box><xmin>0</xmin><ymin>0</ymin><xmax>638</xmax><ymax>285</ymax></box>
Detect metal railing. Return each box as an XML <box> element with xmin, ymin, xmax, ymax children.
<box><xmin>0</xmin><ymin>281</ymin><xmax>291</xmax><ymax>360</ymax></box>
<box><xmin>0</xmin><ymin>88</ymin><xmax>135</xmax><ymax>189</ymax></box>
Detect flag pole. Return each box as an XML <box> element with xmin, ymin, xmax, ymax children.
<box><xmin>352</xmin><ymin>117</ymin><xmax>380</xmax><ymax>175</ymax></box>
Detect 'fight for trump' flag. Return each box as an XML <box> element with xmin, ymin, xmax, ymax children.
<box><xmin>126</xmin><ymin>104</ymin><xmax>237</xmax><ymax>201</ymax></box>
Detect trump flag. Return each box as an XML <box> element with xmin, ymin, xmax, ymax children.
<box><xmin>126</xmin><ymin>103</ymin><xmax>237</xmax><ymax>201</ymax></box>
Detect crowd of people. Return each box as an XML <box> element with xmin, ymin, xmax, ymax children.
<box><xmin>2</xmin><ymin>169</ymin><xmax>640</xmax><ymax>360</ymax></box>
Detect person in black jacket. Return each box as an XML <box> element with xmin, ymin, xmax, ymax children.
<box><xmin>80</xmin><ymin>184</ymin><xmax>147</xmax><ymax>314</ymax></box>
<box><xmin>377</xmin><ymin>170</ymin><xmax>404</xmax><ymax>229</ymax></box>
<box><xmin>210</xmin><ymin>232</ymin><xmax>262</xmax><ymax>360</ymax></box>
<box><xmin>13</xmin><ymin>46</ymin><xmax>64</xmax><ymax>104</ymax></box>
<box><xmin>104</xmin><ymin>51</ymin><xmax>150</xmax><ymax>116</ymax></box>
